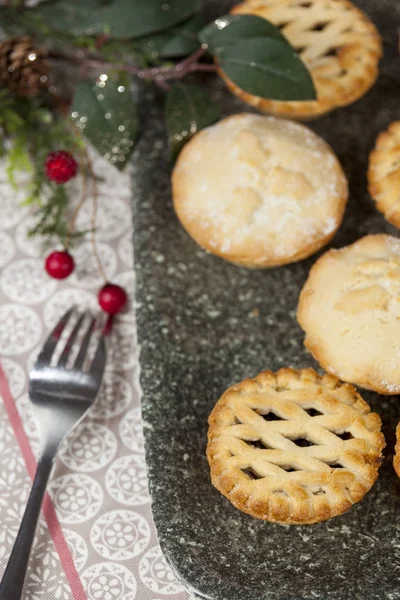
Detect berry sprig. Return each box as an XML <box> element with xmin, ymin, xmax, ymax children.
<box><xmin>43</xmin><ymin>149</ymin><xmax>128</xmax><ymax>316</ymax></box>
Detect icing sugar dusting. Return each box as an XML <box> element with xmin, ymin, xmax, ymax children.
<box><xmin>385</xmin><ymin>235</ymin><xmax>400</xmax><ymax>255</ymax></box>
<box><xmin>177</xmin><ymin>114</ymin><xmax>346</xmax><ymax>260</ymax></box>
<box><xmin>375</xmin><ymin>362</ymin><xmax>400</xmax><ymax>393</ymax></box>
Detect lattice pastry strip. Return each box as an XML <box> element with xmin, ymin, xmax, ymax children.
<box><xmin>222</xmin><ymin>0</ymin><xmax>382</xmax><ymax>119</ymax></box>
<box><xmin>207</xmin><ymin>368</ymin><xmax>384</xmax><ymax>524</ymax></box>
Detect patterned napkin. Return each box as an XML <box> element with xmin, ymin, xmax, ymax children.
<box><xmin>0</xmin><ymin>150</ymin><xmax>194</xmax><ymax>600</ymax></box>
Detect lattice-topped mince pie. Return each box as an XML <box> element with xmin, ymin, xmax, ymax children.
<box><xmin>224</xmin><ymin>0</ymin><xmax>382</xmax><ymax>119</ymax></box>
<box><xmin>207</xmin><ymin>368</ymin><xmax>384</xmax><ymax>524</ymax></box>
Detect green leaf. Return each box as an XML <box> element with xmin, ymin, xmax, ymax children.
<box><xmin>218</xmin><ymin>38</ymin><xmax>316</xmax><ymax>101</ymax></box>
<box><xmin>32</xmin><ymin>0</ymin><xmax>106</xmax><ymax>36</ymax></box>
<box><xmin>165</xmin><ymin>83</ymin><xmax>220</xmax><ymax>160</ymax></box>
<box><xmin>0</xmin><ymin>6</ymin><xmax>36</xmax><ymax>37</ymax></box>
<box><xmin>32</xmin><ymin>0</ymin><xmax>199</xmax><ymax>38</ymax></box>
<box><xmin>199</xmin><ymin>14</ymin><xmax>290</xmax><ymax>53</ymax></box>
<box><xmin>70</xmin><ymin>77</ymin><xmax>138</xmax><ymax>169</ymax></box>
<box><xmin>106</xmin><ymin>0</ymin><xmax>199</xmax><ymax>39</ymax></box>
<box><xmin>198</xmin><ymin>14</ymin><xmax>315</xmax><ymax>101</ymax></box>
<box><xmin>135</xmin><ymin>15</ymin><xmax>205</xmax><ymax>59</ymax></box>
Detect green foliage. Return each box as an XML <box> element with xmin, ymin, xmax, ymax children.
<box><xmin>0</xmin><ymin>6</ymin><xmax>95</xmax><ymax>56</ymax></box>
<box><xmin>0</xmin><ymin>6</ymin><xmax>33</xmax><ymax>37</ymax></box>
<box><xmin>0</xmin><ymin>2</ymin><xmax>318</xmax><ymax>249</ymax></box>
<box><xmin>6</xmin><ymin>136</ymin><xmax>32</xmax><ymax>187</ymax></box>
<box><xmin>70</xmin><ymin>76</ymin><xmax>138</xmax><ymax>169</ymax></box>
<box><xmin>199</xmin><ymin>14</ymin><xmax>290</xmax><ymax>51</ymax></box>
<box><xmin>27</xmin><ymin>184</ymin><xmax>69</xmax><ymax>240</ymax></box>
<box><xmin>165</xmin><ymin>83</ymin><xmax>220</xmax><ymax>160</ymax></box>
<box><xmin>30</xmin><ymin>0</ymin><xmax>107</xmax><ymax>37</ymax></box>
<box><xmin>107</xmin><ymin>0</ymin><xmax>200</xmax><ymax>39</ymax></box>
<box><xmin>32</xmin><ymin>0</ymin><xmax>200</xmax><ymax>39</ymax></box>
<box><xmin>218</xmin><ymin>38</ymin><xmax>316</xmax><ymax>101</ymax></box>
<box><xmin>199</xmin><ymin>15</ymin><xmax>316</xmax><ymax>101</ymax></box>
<box><xmin>134</xmin><ymin>15</ymin><xmax>205</xmax><ymax>60</ymax></box>
<box><xmin>0</xmin><ymin>91</ymin><xmax>83</xmax><ymax>243</ymax></box>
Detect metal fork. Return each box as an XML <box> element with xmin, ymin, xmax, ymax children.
<box><xmin>0</xmin><ymin>308</ymin><xmax>107</xmax><ymax>600</ymax></box>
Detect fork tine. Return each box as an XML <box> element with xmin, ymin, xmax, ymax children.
<box><xmin>36</xmin><ymin>308</ymin><xmax>75</xmax><ymax>365</ymax></box>
<box><xmin>90</xmin><ymin>336</ymin><xmax>106</xmax><ymax>375</ymax></box>
<box><xmin>58</xmin><ymin>312</ymin><xmax>86</xmax><ymax>367</ymax></box>
<box><xmin>90</xmin><ymin>318</ymin><xmax>107</xmax><ymax>374</ymax></box>
<box><xmin>74</xmin><ymin>316</ymin><xmax>97</xmax><ymax>370</ymax></box>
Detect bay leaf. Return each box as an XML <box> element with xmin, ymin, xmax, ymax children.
<box><xmin>33</xmin><ymin>0</ymin><xmax>199</xmax><ymax>38</ymax></box>
<box><xmin>106</xmin><ymin>0</ymin><xmax>200</xmax><ymax>39</ymax></box>
<box><xmin>71</xmin><ymin>78</ymin><xmax>138</xmax><ymax>169</ymax></box>
<box><xmin>165</xmin><ymin>83</ymin><xmax>220</xmax><ymax>160</ymax></box>
<box><xmin>135</xmin><ymin>15</ymin><xmax>205</xmax><ymax>59</ymax></box>
<box><xmin>218</xmin><ymin>37</ymin><xmax>316</xmax><ymax>101</ymax></box>
<box><xmin>199</xmin><ymin>14</ymin><xmax>290</xmax><ymax>54</ymax></box>
<box><xmin>33</xmin><ymin>0</ymin><xmax>106</xmax><ymax>36</ymax></box>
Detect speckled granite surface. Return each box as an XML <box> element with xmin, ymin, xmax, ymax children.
<box><xmin>132</xmin><ymin>1</ymin><xmax>400</xmax><ymax>598</ymax></box>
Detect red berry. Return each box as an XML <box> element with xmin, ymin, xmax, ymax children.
<box><xmin>45</xmin><ymin>250</ymin><xmax>75</xmax><ymax>279</ymax></box>
<box><xmin>98</xmin><ymin>283</ymin><xmax>127</xmax><ymax>314</ymax></box>
<box><xmin>45</xmin><ymin>151</ymin><xmax>78</xmax><ymax>184</ymax></box>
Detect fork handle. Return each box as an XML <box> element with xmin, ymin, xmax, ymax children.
<box><xmin>0</xmin><ymin>451</ymin><xmax>55</xmax><ymax>600</ymax></box>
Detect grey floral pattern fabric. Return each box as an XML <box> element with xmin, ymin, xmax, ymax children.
<box><xmin>0</xmin><ymin>151</ymin><xmax>194</xmax><ymax>600</ymax></box>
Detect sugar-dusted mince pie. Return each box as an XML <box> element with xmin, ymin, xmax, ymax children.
<box><xmin>207</xmin><ymin>368</ymin><xmax>384</xmax><ymax>525</ymax></box>
<box><xmin>368</xmin><ymin>121</ymin><xmax>400</xmax><ymax>228</ymax></box>
<box><xmin>394</xmin><ymin>424</ymin><xmax>400</xmax><ymax>478</ymax></box>
<box><xmin>172</xmin><ymin>113</ymin><xmax>348</xmax><ymax>268</ymax></box>
<box><xmin>298</xmin><ymin>234</ymin><xmax>400</xmax><ymax>394</ymax></box>
<box><xmin>222</xmin><ymin>0</ymin><xmax>382</xmax><ymax>119</ymax></box>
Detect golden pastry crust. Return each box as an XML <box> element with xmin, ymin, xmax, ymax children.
<box><xmin>207</xmin><ymin>368</ymin><xmax>384</xmax><ymax>525</ymax></box>
<box><xmin>394</xmin><ymin>423</ymin><xmax>400</xmax><ymax>478</ymax></box>
<box><xmin>297</xmin><ymin>234</ymin><xmax>400</xmax><ymax>394</ymax></box>
<box><xmin>368</xmin><ymin>121</ymin><xmax>400</xmax><ymax>228</ymax></box>
<box><xmin>172</xmin><ymin>113</ymin><xmax>348</xmax><ymax>268</ymax></box>
<box><xmin>221</xmin><ymin>0</ymin><xmax>382</xmax><ymax>119</ymax></box>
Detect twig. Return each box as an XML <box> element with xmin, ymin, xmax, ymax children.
<box><xmin>49</xmin><ymin>46</ymin><xmax>217</xmax><ymax>88</ymax></box>
<box><xmin>95</xmin><ymin>34</ymin><xmax>111</xmax><ymax>49</ymax></box>
<box><xmin>154</xmin><ymin>77</ymin><xmax>171</xmax><ymax>92</ymax></box>
<box><xmin>176</xmin><ymin>45</ymin><xmax>207</xmax><ymax>70</ymax></box>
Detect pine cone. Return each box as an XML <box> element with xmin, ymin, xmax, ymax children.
<box><xmin>0</xmin><ymin>36</ymin><xmax>49</xmax><ymax>97</ymax></box>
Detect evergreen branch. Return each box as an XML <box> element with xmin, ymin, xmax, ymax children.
<box><xmin>0</xmin><ymin>90</ymin><xmax>88</xmax><ymax>245</ymax></box>
<box><xmin>28</xmin><ymin>185</ymin><xmax>69</xmax><ymax>239</ymax></box>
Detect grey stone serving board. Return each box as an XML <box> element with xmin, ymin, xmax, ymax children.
<box><xmin>132</xmin><ymin>1</ymin><xmax>400</xmax><ymax>598</ymax></box>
